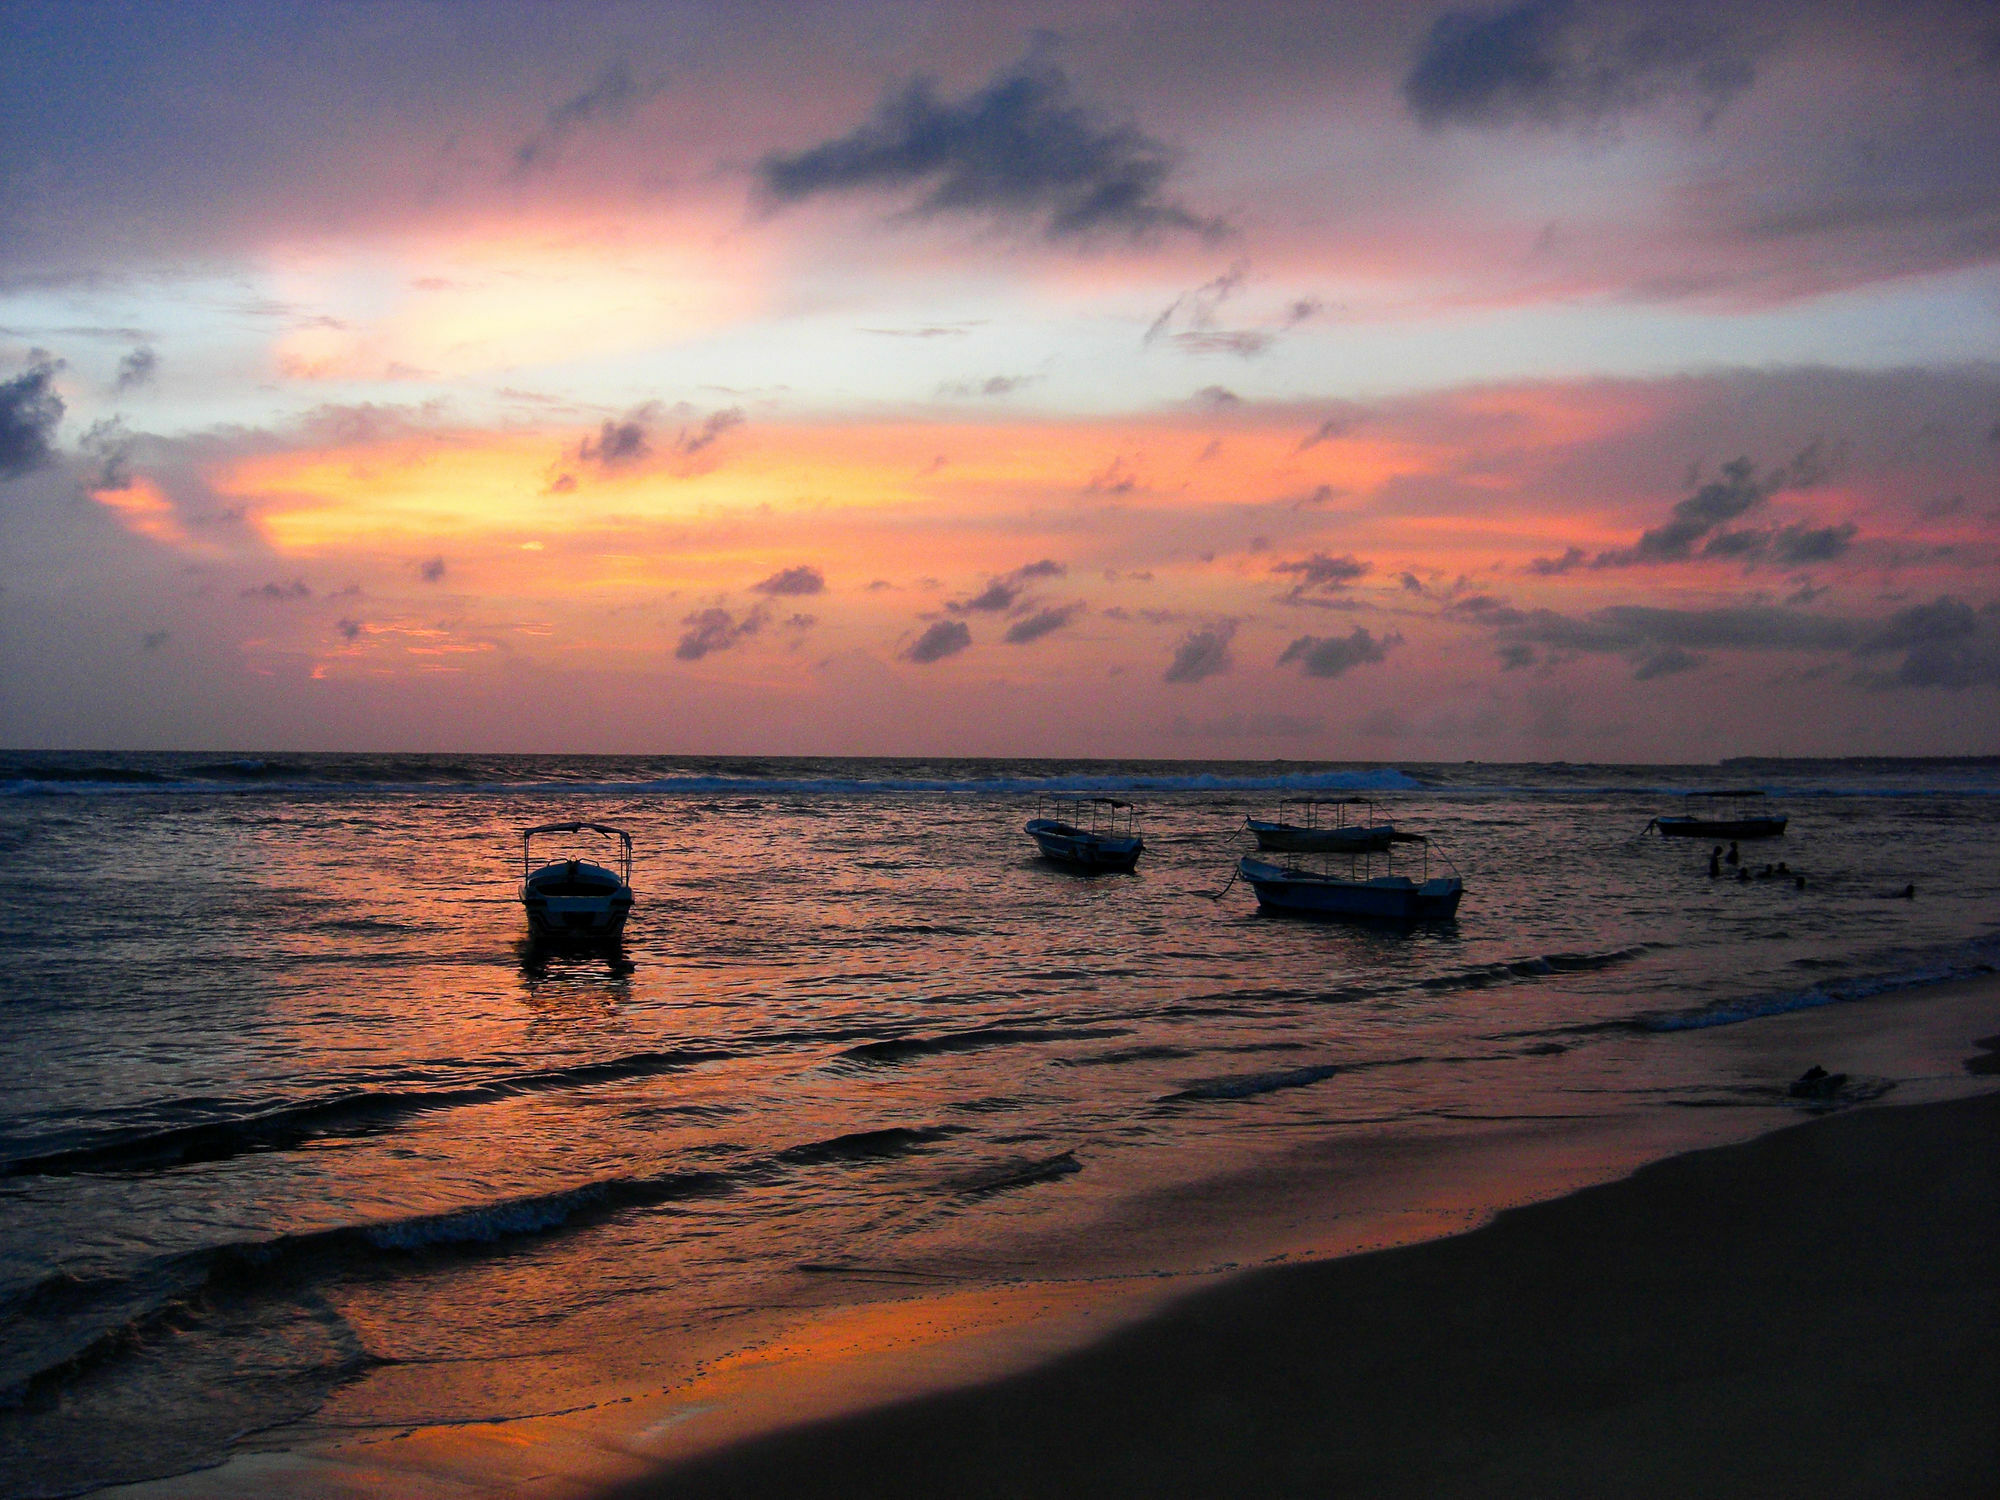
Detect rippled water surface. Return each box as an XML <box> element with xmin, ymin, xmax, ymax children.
<box><xmin>2</xmin><ymin>754</ymin><xmax>1996</xmax><ymax>1495</ymax></box>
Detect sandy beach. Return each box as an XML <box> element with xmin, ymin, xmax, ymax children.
<box><xmin>616</xmin><ymin>1044</ymin><xmax>2000</xmax><ymax>1497</ymax></box>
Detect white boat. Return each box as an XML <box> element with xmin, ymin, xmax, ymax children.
<box><xmin>1025</xmin><ymin>795</ymin><xmax>1143</xmax><ymax>871</ymax></box>
<box><xmin>1246</xmin><ymin>796</ymin><xmax>1396</xmax><ymax>853</ymax></box>
<box><xmin>1238</xmin><ymin>834</ymin><xmax>1462</xmax><ymax>922</ymax></box>
<box><xmin>519</xmin><ymin>821</ymin><xmax>634</xmax><ymax>939</ymax></box>
<box><xmin>1647</xmin><ymin>789</ymin><xmax>1788</xmax><ymax>840</ymax></box>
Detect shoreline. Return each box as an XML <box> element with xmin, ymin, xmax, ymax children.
<box><xmin>105</xmin><ymin>973</ymin><xmax>2000</xmax><ymax>1499</ymax></box>
<box><xmin>619</xmin><ymin>1082</ymin><xmax>2000</xmax><ymax>1499</ymax></box>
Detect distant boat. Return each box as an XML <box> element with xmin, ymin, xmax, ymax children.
<box><xmin>1648</xmin><ymin>789</ymin><xmax>1788</xmax><ymax>840</ymax></box>
<box><xmin>1238</xmin><ymin>834</ymin><xmax>1462</xmax><ymax>922</ymax></box>
<box><xmin>1025</xmin><ymin>795</ymin><xmax>1143</xmax><ymax>871</ymax></box>
<box><xmin>1246</xmin><ymin>796</ymin><xmax>1396</xmax><ymax>854</ymax></box>
<box><xmin>520</xmin><ymin>821</ymin><xmax>634</xmax><ymax>939</ymax></box>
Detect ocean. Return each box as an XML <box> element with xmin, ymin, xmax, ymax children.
<box><xmin>2</xmin><ymin>753</ymin><xmax>1996</xmax><ymax>1497</ymax></box>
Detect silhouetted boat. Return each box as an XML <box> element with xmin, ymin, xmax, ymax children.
<box><xmin>1648</xmin><ymin>789</ymin><xmax>1788</xmax><ymax>839</ymax></box>
<box><xmin>1238</xmin><ymin>834</ymin><xmax>1462</xmax><ymax>921</ymax></box>
<box><xmin>1025</xmin><ymin>795</ymin><xmax>1143</xmax><ymax>871</ymax></box>
<box><xmin>1246</xmin><ymin>796</ymin><xmax>1395</xmax><ymax>853</ymax></box>
<box><xmin>520</xmin><ymin>821</ymin><xmax>634</xmax><ymax>938</ymax></box>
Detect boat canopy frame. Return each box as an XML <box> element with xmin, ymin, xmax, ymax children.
<box><xmin>1031</xmin><ymin>794</ymin><xmax>1137</xmax><ymax>841</ymax></box>
<box><xmin>522</xmin><ymin>821</ymin><xmax>633</xmax><ymax>883</ymax></box>
<box><xmin>1272</xmin><ymin>829</ymin><xmax>1457</xmax><ymax>886</ymax></box>
<box><xmin>1261</xmin><ymin>795</ymin><xmax>1387</xmax><ymax>833</ymax></box>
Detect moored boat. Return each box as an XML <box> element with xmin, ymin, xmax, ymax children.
<box><xmin>1025</xmin><ymin>795</ymin><xmax>1143</xmax><ymax>871</ymax></box>
<box><xmin>1246</xmin><ymin>796</ymin><xmax>1396</xmax><ymax>854</ymax></box>
<box><xmin>1649</xmin><ymin>789</ymin><xmax>1788</xmax><ymax>839</ymax></box>
<box><xmin>1238</xmin><ymin>834</ymin><xmax>1462</xmax><ymax>922</ymax></box>
<box><xmin>520</xmin><ymin>821</ymin><xmax>634</xmax><ymax>939</ymax></box>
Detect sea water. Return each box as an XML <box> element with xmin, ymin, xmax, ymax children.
<box><xmin>1</xmin><ymin>754</ymin><xmax>1996</xmax><ymax>1496</ymax></box>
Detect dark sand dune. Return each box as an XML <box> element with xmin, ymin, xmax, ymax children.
<box><xmin>614</xmin><ymin>1092</ymin><xmax>2000</xmax><ymax>1499</ymax></box>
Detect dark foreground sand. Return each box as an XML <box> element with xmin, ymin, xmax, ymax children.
<box><xmin>612</xmin><ymin>1090</ymin><xmax>1999</xmax><ymax>1500</ymax></box>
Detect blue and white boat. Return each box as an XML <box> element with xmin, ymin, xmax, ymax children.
<box><xmin>519</xmin><ymin>821</ymin><xmax>635</xmax><ymax>939</ymax></box>
<box><xmin>1238</xmin><ymin>834</ymin><xmax>1462</xmax><ymax>921</ymax></box>
<box><xmin>1246</xmin><ymin>796</ymin><xmax>1396</xmax><ymax>854</ymax></box>
<box><xmin>1647</xmin><ymin>789</ymin><xmax>1788</xmax><ymax>840</ymax></box>
<box><xmin>1025</xmin><ymin>796</ymin><xmax>1143</xmax><ymax>871</ymax></box>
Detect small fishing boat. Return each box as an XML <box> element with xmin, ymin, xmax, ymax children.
<box><xmin>519</xmin><ymin>821</ymin><xmax>634</xmax><ymax>939</ymax></box>
<box><xmin>1246</xmin><ymin>796</ymin><xmax>1396</xmax><ymax>854</ymax></box>
<box><xmin>1648</xmin><ymin>789</ymin><xmax>1788</xmax><ymax>840</ymax></box>
<box><xmin>1025</xmin><ymin>795</ymin><xmax>1143</xmax><ymax>871</ymax></box>
<box><xmin>1238</xmin><ymin>834</ymin><xmax>1462</xmax><ymax>921</ymax></box>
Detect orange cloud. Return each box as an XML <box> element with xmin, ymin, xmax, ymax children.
<box><xmin>89</xmin><ymin>477</ymin><xmax>203</xmax><ymax>550</ymax></box>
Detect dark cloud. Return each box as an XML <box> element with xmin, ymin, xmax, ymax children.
<box><xmin>676</xmin><ymin>605</ymin><xmax>767</xmax><ymax>661</ymax></box>
<box><xmin>141</xmin><ymin>629</ymin><xmax>169</xmax><ymax>651</ymax></box>
<box><xmin>580</xmin><ymin>415</ymin><xmax>651</xmax><ymax>466</ymax></box>
<box><xmin>757</xmin><ymin>46</ymin><xmax>1220</xmax><ymax>241</ymax></box>
<box><xmin>1856</xmin><ymin>597</ymin><xmax>2000</xmax><ymax>689</ymax></box>
<box><xmin>752</xmin><ymin>565</ymin><xmax>826</xmax><ymax>597</ymax></box>
<box><xmin>1143</xmin><ymin>267</ymin><xmax>1290</xmax><ymax>357</ymax></box>
<box><xmin>1277</xmin><ymin>626</ymin><xmax>1400</xmax><ymax>678</ymax></box>
<box><xmin>1509</xmin><ymin>602</ymin><xmax>1852</xmax><ymax>655</ymax></box>
<box><xmin>1526</xmin><ymin>545</ymin><xmax>1586</xmax><ymax>575</ymax></box>
<box><xmin>952</xmin><ymin>579</ymin><xmax>1018</xmax><ymax>613</ymax></box>
<box><xmin>1444</xmin><ymin>593</ymin><xmax>1525</xmax><ymax>624</ymax></box>
<box><xmin>949</xmin><ymin>559</ymin><xmax>1066</xmax><ymax>614</ymax></box>
<box><xmin>1170</xmin><ymin>329</ymin><xmax>1271</xmax><ymax>356</ymax></box>
<box><xmin>1193</xmin><ymin>385</ymin><xmax>1241</xmax><ymax>409</ymax></box>
<box><xmin>514</xmin><ymin>61</ymin><xmax>648</xmax><ymax>173</ymax></box>
<box><xmin>1498</xmin><ymin>642</ymin><xmax>1538</xmax><ymax>669</ymax></box>
<box><xmin>1163</xmin><ymin>622</ymin><xmax>1235</xmax><ymax>683</ymax></box>
<box><xmin>78</xmin><ymin>417</ymin><xmax>135</xmax><ymax>491</ymax></box>
<box><xmin>114</xmin><ymin>345</ymin><xmax>157</xmax><ymax>392</ymax></box>
<box><xmin>1463</xmin><ymin>593</ymin><xmax>2000</xmax><ymax>688</ymax></box>
<box><xmin>1403</xmin><ymin>0</ymin><xmax>1762</xmax><ymax>131</ymax></box>
<box><xmin>335</xmin><ymin>618</ymin><xmax>364</xmax><ymax>642</ymax></box>
<box><xmin>1296</xmin><ymin>407</ymin><xmax>1364</xmax><ymax>452</ymax></box>
<box><xmin>242</xmin><ymin>579</ymin><xmax>311</xmax><ymax>601</ymax></box>
<box><xmin>1086</xmin><ymin>456</ymin><xmax>1137</xmax><ymax>493</ymax></box>
<box><xmin>1272</xmin><ymin>552</ymin><xmax>1371</xmax><ymax>601</ymax></box>
<box><xmin>676</xmin><ymin>407</ymin><xmax>744</xmax><ymax>456</ymax></box>
<box><xmin>1632</xmin><ymin>645</ymin><xmax>1704</xmax><ymax>679</ymax></box>
<box><xmin>0</xmin><ymin>355</ymin><xmax>64</xmax><ymax>480</ymax></box>
<box><xmin>1595</xmin><ymin>449</ymin><xmax>1831</xmax><ymax>567</ymax></box>
<box><xmin>419</xmin><ymin>556</ymin><xmax>446</xmax><ymax>583</ymax></box>
<box><xmin>1702</xmin><ymin>519</ymin><xmax>1859</xmax><ymax>566</ymax></box>
<box><xmin>1004</xmin><ymin>602</ymin><xmax>1084</xmax><ymax>644</ymax></box>
<box><xmin>904</xmin><ymin>619</ymin><xmax>972</xmax><ymax>663</ymax></box>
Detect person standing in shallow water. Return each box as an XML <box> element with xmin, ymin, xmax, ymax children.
<box><xmin>1709</xmin><ymin>847</ymin><xmax>1722</xmax><ymax>878</ymax></box>
<box><xmin>1726</xmin><ymin>841</ymin><xmax>1741</xmax><ymax>866</ymax></box>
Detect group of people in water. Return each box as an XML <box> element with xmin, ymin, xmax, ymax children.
<box><xmin>1704</xmin><ymin>842</ymin><xmax>1916</xmax><ymax>898</ymax></box>
<box><xmin>1708</xmin><ymin>841</ymin><xmax>1807</xmax><ymax>889</ymax></box>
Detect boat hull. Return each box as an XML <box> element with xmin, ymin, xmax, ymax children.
<box><xmin>1238</xmin><ymin>856</ymin><xmax>1461</xmax><ymax>921</ymax></box>
<box><xmin>1246</xmin><ymin>819</ymin><xmax>1395</xmax><ymax>854</ymax></box>
<box><xmin>1026</xmin><ymin>820</ymin><xmax>1143</xmax><ymax>871</ymax></box>
<box><xmin>521</xmin><ymin>859</ymin><xmax>633</xmax><ymax>939</ymax></box>
<box><xmin>1654</xmin><ymin>816</ymin><xmax>1788</xmax><ymax>839</ymax></box>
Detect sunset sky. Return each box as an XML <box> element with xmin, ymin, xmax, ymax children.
<box><xmin>3</xmin><ymin>0</ymin><xmax>1996</xmax><ymax>758</ymax></box>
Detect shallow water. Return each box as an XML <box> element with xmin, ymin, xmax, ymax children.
<box><xmin>2</xmin><ymin>754</ymin><xmax>1996</xmax><ymax>1496</ymax></box>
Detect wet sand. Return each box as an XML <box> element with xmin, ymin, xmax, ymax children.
<box><xmin>615</xmin><ymin>1083</ymin><xmax>2000</xmax><ymax>1498</ymax></box>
